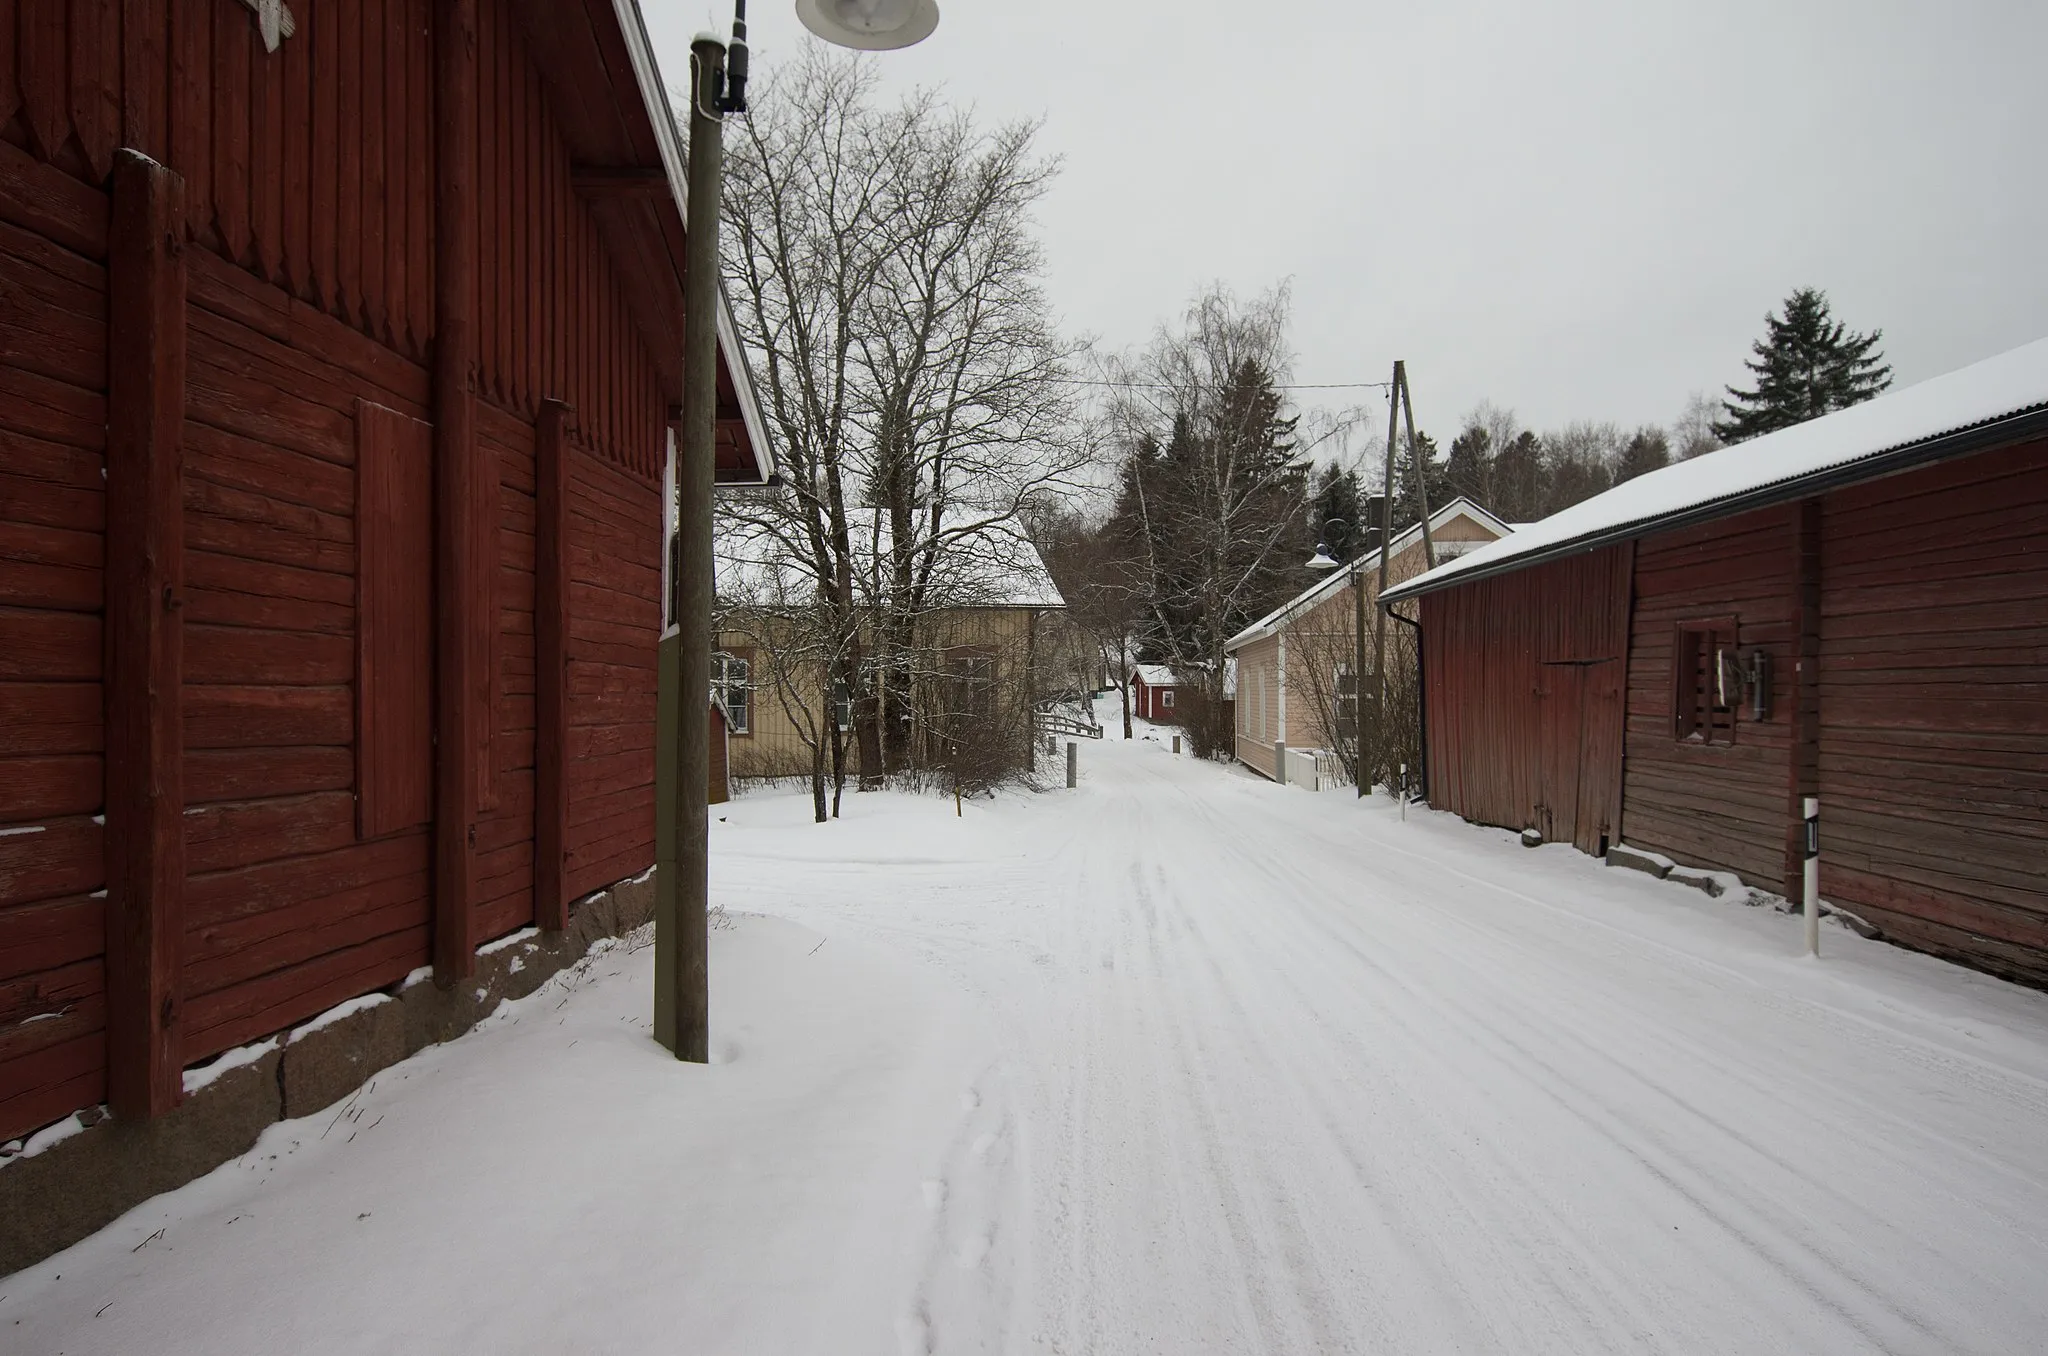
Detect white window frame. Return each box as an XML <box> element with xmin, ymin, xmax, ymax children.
<box><xmin>1160</xmin><ymin>689</ymin><xmax>1175</xmax><ymax>710</ymax></box>
<box><xmin>713</xmin><ymin>651</ymin><xmax>751</xmax><ymax>735</ymax></box>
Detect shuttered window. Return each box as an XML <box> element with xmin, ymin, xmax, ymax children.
<box><xmin>1673</xmin><ymin>618</ymin><xmax>1738</xmax><ymax>746</ymax></box>
<box><xmin>356</xmin><ymin>401</ymin><xmax>435</xmax><ymax>838</ymax></box>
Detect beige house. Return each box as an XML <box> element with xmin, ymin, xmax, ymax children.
<box><xmin>714</xmin><ymin>517</ymin><xmax>1068</xmax><ymax>783</ymax></box>
<box><xmin>1226</xmin><ymin>499</ymin><xmax>1510</xmax><ymax>784</ymax></box>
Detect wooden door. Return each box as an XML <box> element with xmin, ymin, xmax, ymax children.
<box><xmin>1575</xmin><ymin>659</ymin><xmax>1624</xmax><ymax>856</ymax></box>
<box><xmin>1538</xmin><ymin>662</ymin><xmax>1585</xmax><ymax>847</ymax></box>
<box><xmin>1540</xmin><ymin>659</ymin><xmax>1625</xmax><ymax>855</ymax></box>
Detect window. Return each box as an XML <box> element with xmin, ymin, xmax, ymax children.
<box><xmin>946</xmin><ymin>651</ymin><xmax>997</xmax><ymax>724</ymax></box>
<box><xmin>714</xmin><ymin>651</ymin><xmax>752</xmax><ymax>734</ymax></box>
<box><xmin>831</xmin><ymin>678</ymin><xmax>853</xmax><ymax>733</ymax></box>
<box><xmin>1673</xmin><ymin>619</ymin><xmax>1738</xmax><ymax>745</ymax></box>
<box><xmin>1160</xmin><ymin>689</ymin><xmax>1175</xmax><ymax>709</ymax></box>
<box><xmin>1334</xmin><ymin>663</ymin><xmax>1358</xmax><ymax>741</ymax></box>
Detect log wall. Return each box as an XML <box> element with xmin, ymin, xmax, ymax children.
<box><xmin>1622</xmin><ymin>505</ymin><xmax>1802</xmax><ymax>892</ymax></box>
<box><xmin>1818</xmin><ymin>437</ymin><xmax>2048</xmax><ymax>985</ymax></box>
<box><xmin>0</xmin><ymin>0</ymin><xmax>674</xmax><ymax>1143</ymax></box>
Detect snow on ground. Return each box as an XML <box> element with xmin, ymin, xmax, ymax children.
<box><xmin>8</xmin><ymin>694</ymin><xmax>2048</xmax><ymax>1354</ymax></box>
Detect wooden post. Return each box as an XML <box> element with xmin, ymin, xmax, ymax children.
<box><xmin>1400</xmin><ymin>365</ymin><xmax>1435</xmax><ymax>570</ymax></box>
<box><xmin>654</xmin><ymin>37</ymin><xmax>722</xmax><ymax>1062</ymax></box>
<box><xmin>105</xmin><ymin>150</ymin><xmax>187</xmax><ymax>1120</ymax></box>
<box><xmin>1372</xmin><ymin>361</ymin><xmax>1402</xmax><ymax>793</ymax></box>
<box><xmin>533</xmin><ymin>399</ymin><xmax>571</xmax><ymax>932</ymax></box>
<box><xmin>432</xmin><ymin>0</ymin><xmax>480</xmax><ymax>984</ymax></box>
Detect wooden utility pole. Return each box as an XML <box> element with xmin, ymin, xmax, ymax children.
<box><xmin>1372</xmin><ymin>361</ymin><xmax>1402</xmax><ymax>793</ymax></box>
<box><xmin>655</xmin><ymin>36</ymin><xmax>724</xmax><ymax>1063</ymax></box>
<box><xmin>1401</xmin><ymin>365</ymin><xmax>1435</xmax><ymax>570</ymax></box>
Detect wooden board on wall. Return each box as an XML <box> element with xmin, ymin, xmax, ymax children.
<box><xmin>354</xmin><ymin>400</ymin><xmax>434</xmax><ymax>839</ymax></box>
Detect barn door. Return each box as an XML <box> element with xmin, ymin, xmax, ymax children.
<box><xmin>1541</xmin><ymin>659</ymin><xmax>1624</xmax><ymax>856</ymax></box>
<box><xmin>1575</xmin><ymin>659</ymin><xmax>1623</xmax><ymax>855</ymax></box>
<box><xmin>1538</xmin><ymin>663</ymin><xmax>1585</xmax><ymax>848</ymax></box>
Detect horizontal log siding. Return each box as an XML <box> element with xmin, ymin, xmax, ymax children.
<box><xmin>1623</xmin><ymin>507</ymin><xmax>1800</xmax><ymax>893</ymax></box>
<box><xmin>562</xmin><ymin>446</ymin><xmax>660</xmax><ymax>903</ymax></box>
<box><xmin>1</xmin><ymin>0</ymin><xmax>678</xmax><ymax>1140</ymax></box>
<box><xmin>1817</xmin><ymin>437</ymin><xmax>2048</xmax><ymax>985</ymax></box>
<box><xmin>475</xmin><ymin>401</ymin><xmax>539</xmax><ymax>945</ymax></box>
<box><xmin>0</xmin><ymin>147</ymin><xmax>109</xmax><ymax>1142</ymax></box>
<box><xmin>1420</xmin><ymin>547</ymin><xmax>1629</xmax><ymax>842</ymax></box>
<box><xmin>179</xmin><ymin>289</ymin><xmax>433</xmax><ymax>1064</ymax></box>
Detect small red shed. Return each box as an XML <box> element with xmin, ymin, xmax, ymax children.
<box><xmin>1386</xmin><ymin>339</ymin><xmax>2048</xmax><ymax>988</ymax></box>
<box><xmin>1130</xmin><ymin>665</ymin><xmax>1184</xmax><ymax>723</ymax></box>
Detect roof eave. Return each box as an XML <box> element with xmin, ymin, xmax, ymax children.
<box><xmin>611</xmin><ymin>0</ymin><xmax>777</xmax><ymax>486</ymax></box>
<box><xmin>1383</xmin><ymin>404</ymin><xmax>2048</xmax><ymax>605</ymax></box>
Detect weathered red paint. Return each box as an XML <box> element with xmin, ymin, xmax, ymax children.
<box><xmin>1417</xmin><ymin>438</ymin><xmax>2048</xmax><ymax>988</ymax></box>
<box><xmin>0</xmin><ymin>0</ymin><xmax>760</xmax><ymax>1141</ymax></box>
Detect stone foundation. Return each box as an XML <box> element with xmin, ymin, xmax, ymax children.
<box><xmin>0</xmin><ymin>872</ymin><xmax>656</xmax><ymax>1278</ymax></box>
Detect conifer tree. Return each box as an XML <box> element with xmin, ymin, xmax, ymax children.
<box><xmin>1310</xmin><ymin>464</ymin><xmax>1366</xmax><ymax>561</ymax></box>
<box><xmin>1715</xmin><ymin>288</ymin><xmax>1891</xmax><ymax>444</ymax></box>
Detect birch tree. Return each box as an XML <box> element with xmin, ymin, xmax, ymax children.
<box><xmin>1103</xmin><ymin>284</ymin><xmax>1311</xmax><ymax>757</ymax></box>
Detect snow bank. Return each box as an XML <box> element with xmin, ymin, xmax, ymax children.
<box><xmin>181</xmin><ymin>1039</ymin><xmax>280</xmax><ymax>1095</ymax></box>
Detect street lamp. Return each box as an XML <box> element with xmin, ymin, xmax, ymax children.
<box><xmin>797</xmin><ymin>0</ymin><xmax>941</xmax><ymax>49</ymax></box>
<box><xmin>657</xmin><ymin>1</ymin><xmax>937</xmax><ymax>1062</ymax></box>
<box><xmin>1306</xmin><ymin>521</ymin><xmax>1371</xmax><ymax>800</ymax></box>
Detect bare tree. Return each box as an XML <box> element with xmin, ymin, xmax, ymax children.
<box><xmin>1030</xmin><ymin>500</ymin><xmax>1144</xmax><ymax>739</ymax></box>
<box><xmin>1103</xmin><ymin>283</ymin><xmax>1311</xmax><ymax>758</ymax></box>
<box><xmin>1673</xmin><ymin>391</ymin><xmax>1723</xmax><ymax>460</ymax></box>
<box><xmin>721</xmin><ymin>49</ymin><xmax>1088</xmax><ymax>789</ymax></box>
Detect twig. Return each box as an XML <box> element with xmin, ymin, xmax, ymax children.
<box><xmin>807</xmin><ymin>937</ymin><xmax>828</xmax><ymax>956</ymax></box>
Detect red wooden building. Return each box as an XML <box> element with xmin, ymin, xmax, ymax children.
<box><xmin>1385</xmin><ymin>340</ymin><xmax>2048</xmax><ymax>987</ymax></box>
<box><xmin>0</xmin><ymin>0</ymin><xmax>771</xmax><ymax>1145</ymax></box>
<box><xmin>1129</xmin><ymin>664</ymin><xmax>1183</xmax><ymax>723</ymax></box>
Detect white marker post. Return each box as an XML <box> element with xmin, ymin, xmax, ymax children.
<box><xmin>1803</xmin><ymin>796</ymin><xmax>1820</xmax><ymax>957</ymax></box>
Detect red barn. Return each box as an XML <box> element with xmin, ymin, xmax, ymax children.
<box><xmin>1386</xmin><ymin>340</ymin><xmax>2048</xmax><ymax>987</ymax></box>
<box><xmin>0</xmin><ymin>0</ymin><xmax>771</xmax><ymax>1151</ymax></box>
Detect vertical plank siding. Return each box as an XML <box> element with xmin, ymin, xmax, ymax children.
<box><xmin>0</xmin><ymin>0</ymin><xmax>678</xmax><ymax>1142</ymax></box>
<box><xmin>1420</xmin><ymin>546</ymin><xmax>1629</xmax><ymax>853</ymax></box>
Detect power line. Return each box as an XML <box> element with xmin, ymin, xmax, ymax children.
<box><xmin>1053</xmin><ymin>377</ymin><xmax>1395</xmax><ymax>393</ymax></box>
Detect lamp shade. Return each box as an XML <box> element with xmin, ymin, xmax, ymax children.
<box><xmin>1306</xmin><ymin>545</ymin><xmax>1339</xmax><ymax>570</ymax></box>
<box><xmin>796</xmin><ymin>0</ymin><xmax>940</xmax><ymax>50</ymax></box>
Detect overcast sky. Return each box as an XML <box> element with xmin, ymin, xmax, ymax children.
<box><xmin>647</xmin><ymin>0</ymin><xmax>2048</xmax><ymax>444</ymax></box>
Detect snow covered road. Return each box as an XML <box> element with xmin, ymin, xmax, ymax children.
<box><xmin>9</xmin><ymin>718</ymin><xmax>2048</xmax><ymax>1354</ymax></box>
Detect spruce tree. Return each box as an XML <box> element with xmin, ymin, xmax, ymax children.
<box><xmin>1310</xmin><ymin>464</ymin><xmax>1366</xmax><ymax>561</ymax></box>
<box><xmin>1715</xmin><ymin>288</ymin><xmax>1891</xmax><ymax>444</ymax></box>
<box><xmin>1613</xmin><ymin>426</ymin><xmax>1671</xmax><ymax>484</ymax></box>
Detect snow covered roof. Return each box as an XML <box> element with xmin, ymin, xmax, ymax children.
<box><xmin>1128</xmin><ymin>660</ymin><xmax>1235</xmax><ymax>694</ymax></box>
<box><xmin>1385</xmin><ymin>337</ymin><xmax>2048</xmax><ymax>603</ymax></box>
<box><xmin>717</xmin><ymin>510</ymin><xmax>1065</xmax><ymax>611</ymax></box>
<box><xmin>1224</xmin><ymin>498</ymin><xmax>1511</xmax><ymax>653</ymax></box>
